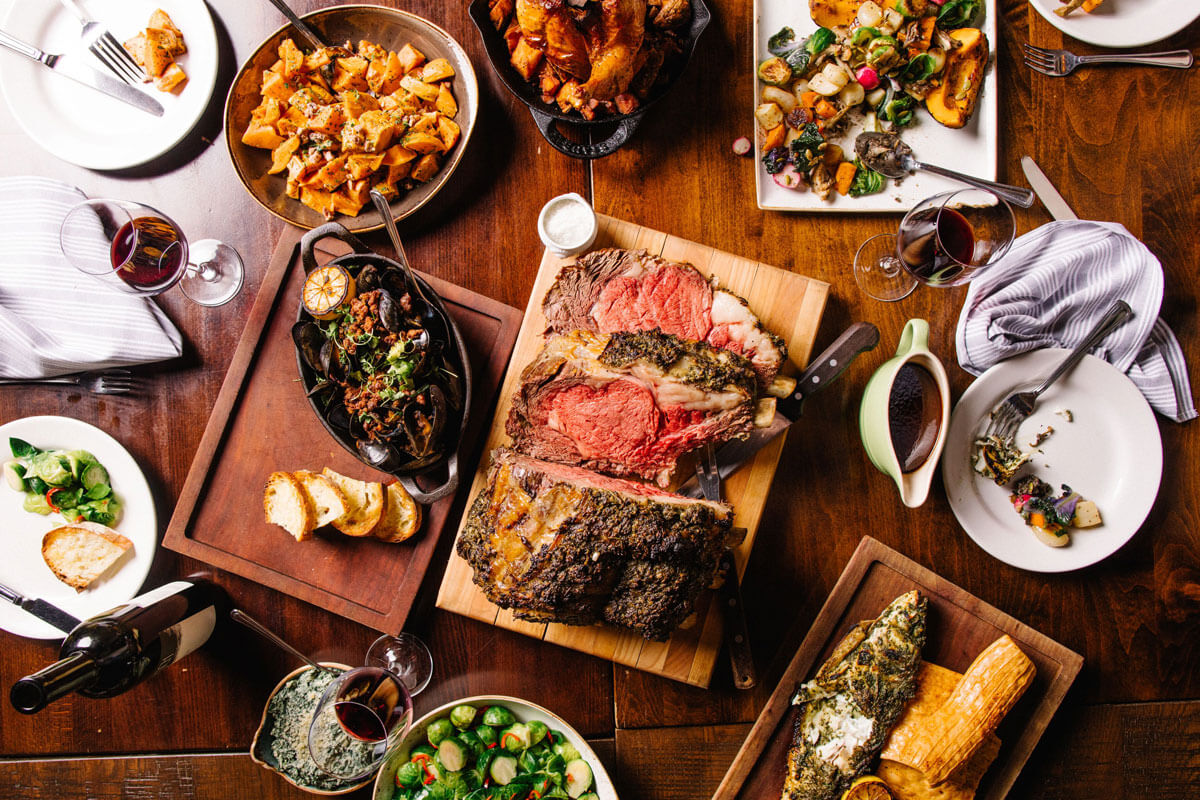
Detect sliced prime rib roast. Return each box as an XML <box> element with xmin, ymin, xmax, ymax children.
<box><xmin>507</xmin><ymin>328</ymin><xmax>759</xmax><ymax>485</ymax></box>
<box><xmin>542</xmin><ymin>248</ymin><xmax>788</xmax><ymax>386</ymax></box>
<box><xmin>457</xmin><ymin>448</ymin><xmax>737</xmax><ymax>640</ymax></box>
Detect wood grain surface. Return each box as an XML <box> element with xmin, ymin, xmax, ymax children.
<box><xmin>436</xmin><ymin>213</ymin><xmax>829</xmax><ymax>687</ymax></box>
<box><xmin>0</xmin><ymin>0</ymin><xmax>1197</xmax><ymax>796</ymax></box>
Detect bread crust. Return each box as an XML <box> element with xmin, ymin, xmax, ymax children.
<box><xmin>371</xmin><ymin>482</ymin><xmax>424</xmax><ymax>543</ymax></box>
<box><xmin>264</xmin><ymin>471</ymin><xmax>315</xmax><ymax>541</ymax></box>
<box><xmin>321</xmin><ymin>468</ymin><xmax>384</xmax><ymax>537</ymax></box>
<box><xmin>41</xmin><ymin>522</ymin><xmax>134</xmax><ymax>592</ymax></box>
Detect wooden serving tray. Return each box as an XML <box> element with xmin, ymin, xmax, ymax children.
<box><xmin>164</xmin><ymin>228</ymin><xmax>521</xmax><ymax>633</ymax></box>
<box><xmin>436</xmin><ymin>214</ymin><xmax>831</xmax><ymax>687</ymax></box>
<box><xmin>712</xmin><ymin>536</ymin><xmax>1083</xmax><ymax>800</ymax></box>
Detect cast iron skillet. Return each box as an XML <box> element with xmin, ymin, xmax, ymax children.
<box><xmin>296</xmin><ymin>223</ymin><xmax>473</xmax><ymax>505</ymax></box>
<box><xmin>468</xmin><ymin>0</ymin><xmax>711</xmax><ymax>159</ymax></box>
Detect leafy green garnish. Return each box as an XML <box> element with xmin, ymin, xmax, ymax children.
<box><xmin>849</xmin><ymin>160</ymin><xmax>887</xmax><ymax>196</ymax></box>
<box><xmin>9</xmin><ymin>437</ymin><xmax>39</xmax><ymax>459</ymax></box>
<box><xmin>805</xmin><ymin>27</ymin><xmax>835</xmax><ymax>56</ymax></box>
<box><xmin>937</xmin><ymin>0</ymin><xmax>981</xmax><ymax>28</ymax></box>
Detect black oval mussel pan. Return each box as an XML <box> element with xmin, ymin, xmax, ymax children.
<box><xmin>293</xmin><ymin>223</ymin><xmax>472</xmax><ymax>505</ymax></box>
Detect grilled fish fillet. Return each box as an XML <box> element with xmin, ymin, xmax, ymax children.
<box><xmin>783</xmin><ymin>590</ymin><xmax>928</xmax><ymax>800</ymax></box>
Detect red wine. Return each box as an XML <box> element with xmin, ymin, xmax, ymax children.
<box><xmin>10</xmin><ymin>580</ymin><xmax>225</xmax><ymax>714</ymax></box>
<box><xmin>333</xmin><ymin>666</ymin><xmax>411</xmax><ymax>742</ymax></box>
<box><xmin>898</xmin><ymin>207</ymin><xmax>976</xmax><ymax>285</ymax></box>
<box><xmin>110</xmin><ymin>216</ymin><xmax>187</xmax><ymax>291</ymax></box>
<box><xmin>888</xmin><ymin>363</ymin><xmax>943</xmax><ymax>473</ymax></box>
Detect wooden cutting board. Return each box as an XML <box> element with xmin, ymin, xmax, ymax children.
<box><xmin>163</xmin><ymin>228</ymin><xmax>521</xmax><ymax>633</ymax></box>
<box><xmin>435</xmin><ymin>214</ymin><xmax>830</xmax><ymax>687</ymax></box>
<box><xmin>712</xmin><ymin>536</ymin><xmax>1083</xmax><ymax>800</ymax></box>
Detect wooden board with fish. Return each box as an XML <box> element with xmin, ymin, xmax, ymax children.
<box><xmin>436</xmin><ymin>213</ymin><xmax>830</xmax><ymax>687</ymax></box>
<box><xmin>712</xmin><ymin>536</ymin><xmax>1082</xmax><ymax>800</ymax></box>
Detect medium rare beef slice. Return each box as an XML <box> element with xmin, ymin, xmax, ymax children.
<box><xmin>541</xmin><ymin>247</ymin><xmax>787</xmax><ymax>384</ymax></box>
<box><xmin>506</xmin><ymin>329</ymin><xmax>758</xmax><ymax>484</ymax></box>
<box><xmin>457</xmin><ymin>449</ymin><xmax>732</xmax><ymax>640</ymax></box>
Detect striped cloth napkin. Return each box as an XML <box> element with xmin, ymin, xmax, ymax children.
<box><xmin>0</xmin><ymin>177</ymin><xmax>182</xmax><ymax>379</ymax></box>
<box><xmin>956</xmin><ymin>220</ymin><xmax>1196</xmax><ymax>423</ymax></box>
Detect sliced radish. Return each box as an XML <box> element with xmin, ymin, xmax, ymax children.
<box><xmin>732</xmin><ymin>137</ymin><xmax>752</xmax><ymax>156</ymax></box>
<box><xmin>855</xmin><ymin>66</ymin><xmax>880</xmax><ymax>91</ymax></box>
<box><xmin>773</xmin><ymin>164</ymin><xmax>805</xmax><ymax>190</ymax></box>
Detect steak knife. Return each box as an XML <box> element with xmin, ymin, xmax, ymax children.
<box><xmin>1021</xmin><ymin>156</ymin><xmax>1078</xmax><ymax>221</ymax></box>
<box><xmin>0</xmin><ymin>30</ymin><xmax>164</xmax><ymax>117</ymax></box>
<box><xmin>678</xmin><ymin>321</ymin><xmax>881</xmax><ymax>498</ymax></box>
<box><xmin>0</xmin><ymin>582</ymin><xmax>79</xmax><ymax>634</ymax></box>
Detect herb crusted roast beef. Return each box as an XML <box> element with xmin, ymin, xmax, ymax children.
<box><xmin>542</xmin><ymin>248</ymin><xmax>788</xmax><ymax>385</ymax></box>
<box><xmin>457</xmin><ymin>449</ymin><xmax>737</xmax><ymax>640</ymax></box>
<box><xmin>506</xmin><ymin>329</ymin><xmax>759</xmax><ymax>485</ymax></box>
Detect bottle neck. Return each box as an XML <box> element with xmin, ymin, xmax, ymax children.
<box><xmin>10</xmin><ymin>651</ymin><xmax>101</xmax><ymax>714</ymax></box>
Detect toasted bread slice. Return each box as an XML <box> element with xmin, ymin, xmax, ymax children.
<box><xmin>321</xmin><ymin>468</ymin><xmax>384</xmax><ymax>537</ymax></box>
<box><xmin>371</xmin><ymin>482</ymin><xmax>423</xmax><ymax>543</ymax></box>
<box><xmin>293</xmin><ymin>470</ymin><xmax>349</xmax><ymax>529</ymax></box>
<box><xmin>264</xmin><ymin>471</ymin><xmax>315</xmax><ymax>541</ymax></box>
<box><xmin>1073</xmin><ymin>499</ymin><xmax>1102</xmax><ymax>528</ymax></box>
<box><xmin>41</xmin><ymin>522</ymin><xmax>133</xmax><ymax>592</ymax></box>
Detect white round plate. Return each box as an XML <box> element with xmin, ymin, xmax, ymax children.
<box><xmin>1028</xmin><ymin>0</ymin><xmax>1200</xmax><ymax>48</ymax></box>
<box><xmin>943</xmin><ymin>350</ymin><xmax>1162</xmax><ymax>573</ymax></box>
<box><xmin>0</xmin><ymin>0</ymin><xmax>218</xmax><ymax>170</ymax></box>
<box><xmin>373</xmin><ymin>695</ymin><xmax>618</xmax><ymax>800</ymax></box>
<box><xmin>0</xmin><ymin>416</ymin><xmax>157</xmax><ymax>639</ymax></box>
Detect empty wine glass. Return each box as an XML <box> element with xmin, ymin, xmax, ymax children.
<box><xmin>854</xmin><ymin>188</ymin><xmax>1016</xmax><ymax>301</ymax></box>
<box><xmin>306</xmin><ymin>632</ymin><xmax>433</xmax><ymax>782</ymax></box>
<box><xmin>59</xmin><ymin>198</ymin><xmax>244</xmax><ymax>307</ymax></box>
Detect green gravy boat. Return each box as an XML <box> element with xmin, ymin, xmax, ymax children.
<box><xmin>859</xmin><ymin>319</ymin><xmax>951</xmax><ymax>508</ymax></box>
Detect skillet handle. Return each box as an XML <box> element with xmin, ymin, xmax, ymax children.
<box><xmin>398</xmin><ymin>450</ymin><xmax>460</xmax><ymax>505</ymax></box>
<box><xmin>299</xmin><ymin>222</ymin><xmax>368</xmax><ymax>274</ymax></box>
<box><xmin>528</xmin><ymin>107</ymin><xmax>639</xmax><ymax>160</ymax></box>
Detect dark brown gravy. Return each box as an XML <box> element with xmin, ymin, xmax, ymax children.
<box><xmin>888</xmin><ymin>363</ymin><xmax>942</xmax><ymax>473</ymax></box>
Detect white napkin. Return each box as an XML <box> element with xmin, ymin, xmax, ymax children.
<box><xmin>956</xmin><ymin>220</ymin><xmax>1197</xmax><ymax>423</ymax></box>
<box><xmin>0</xmin><ymin>177</ymin><xmax>183</xmax><ymax>379</ymax></box>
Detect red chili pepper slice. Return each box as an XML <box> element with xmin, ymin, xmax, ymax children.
<box><xmin>500</xmin><ymin>732</ymin><xmax>520</xmax><ymax>749</ymax></box>
<box><xmin>45</xmin><ymin>488</ymin><xmax>61</xmax><ymax>512</ymax></box>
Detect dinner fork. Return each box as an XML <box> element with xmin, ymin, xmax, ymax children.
<box><xmin>695</xmin><ymin>443</ymin><xmax>722</xmax><ymax>503</ymax></box>
<box><xmin>1022</xmin><ymin>43</ymin><xmax>1193</xmax><ymax>77</ymax></box>
<box><xmin>0</xmin><ymin>369</ymin><xmax>135</xmax><ymax>395</ymax></box>
<box><xmin>57</xmin><ymin>0</ymin><xmax>145</xmax><ymax>85</ymax></box>
<box><xmin>986</xmin><ymin>301</ymin><xmax>1131</xmax><ymax>441</ymax></box>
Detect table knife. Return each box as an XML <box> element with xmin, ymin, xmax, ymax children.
<box><xmin>678</xmin><ymin>321</ymin><xmax>881</xmax><ymax>498</ymax></box>
<box><xmin>0</xmin><ymin>582</ymin><xmax>79</xmax><ymax>634</ymax></box>
<box><xmin>1021</xmin><ymin>156</ymin><xmax>1078</xmax><ymax>221</ymax></box>
<box><xmin>0</xmin><ymin>30</ymin><xmax>163</xmax><ymax>117</ymax></box>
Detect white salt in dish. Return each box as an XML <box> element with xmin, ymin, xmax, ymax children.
<box><xmin>537</xmin><ymin>193</ymin><xmax>597</xmax><ymax>257</ymax></box>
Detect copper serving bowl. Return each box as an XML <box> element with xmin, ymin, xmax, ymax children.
<box><xmin>467</xmin><ymin>0</ymin><xmax>710</xmax><ymax>159</ymax></box>
<box><xmin>224</xmin><ymin>5</ymin><xmax>479</xmax><ymax>233</ymax></box>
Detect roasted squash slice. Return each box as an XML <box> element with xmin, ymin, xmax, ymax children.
<box><xmin>925</xmin><ymin>28</ymin><xmax>988</xmax><ymax>129</ymax></box>
<box><xmin>809</xmin><ymin>0</ymin><xmax>865</xmax><ymax>28</ymax></box>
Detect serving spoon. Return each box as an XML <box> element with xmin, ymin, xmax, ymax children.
<box><xmin>262</xmin><ymin>0</ymin><xmax>328</xmax><ymax>49</ymax></box>
<box><xmin>231</xmin><ymin>609</ymin><xmax>338</xmax><ymax>675</ymax></box>
<box><xmin>368</xmin><ymin>188</ymin><xmax>451</xmax><ymax>336</ymax></box>
<box><xmin>855</xmin><ymin>131</ymin><xmax>1035</xmax><ymax>208</ymax></box>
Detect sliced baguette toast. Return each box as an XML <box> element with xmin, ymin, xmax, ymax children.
<box><xmin>371</xmin><ymin>482</ymin><xmax>423</xmax><ymax>543</ymax></box>
<box><xmin>264</xmin><ymin>471</ymin><xmax>315</xmax><ymax>541</ymax></box>
<box><xmin>294</xmin><ymin>470</ymin><xmax>348</xmax><ymax>528</ymax></box>
<box><xmin>41</xmin><ymin>522</ymin><xmax>133</xmax><ymax>592</ymax></box>
<box><xmin>321</xmin><ymin>468</ymin><xmax>384</xmax><ymax>537</ymax></box>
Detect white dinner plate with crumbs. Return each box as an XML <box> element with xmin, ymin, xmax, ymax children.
<box><xmin>943</xmin><ymin>350</ymin><xmax>1161</xmax><ymax>573</ymax></box>
<box><xmin>1029</xmin><ymin>0</ymin><xmax>1200</xmax><ymax>49</ymax></box>
<box><xmin>0</xmin><ymin>0</ymin><xmax>218</xmax><ymax>169</ymax></box>
<box><xmin>753</xmin><ymin>0</ymin><xmax>998</xmax><ymax>212</ymax></box>
<box><xmin>0</xmin><ymin>416</ymin><xmax>156</xmax><ymax>639</ymax></box>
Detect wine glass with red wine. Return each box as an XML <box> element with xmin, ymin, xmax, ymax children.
<box><xmin>854</xmin><ymin>188</ymin><xmax>1016</xmax><ymax>302</ymax></box>
<box><xmin>306</xmin><ymin>633</ymin><xmax>433</xmax><ymax>782</ymax></box>
<box><xmin>59</xmin><ymin>199</ymin><xmax>243</xmax><ymax>307</ymax></box>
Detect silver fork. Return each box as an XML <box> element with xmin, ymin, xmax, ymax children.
<box><xmin>0</xmin><ymin>369</ymin><xmax>135</xmax><ymax>395</ymax></box>
<box><xmin>695</xmin><ymin>443</ymin><xmax>722</xmax><ymax>502</ymax></box>
<box><xmin>986</xmin><ymin>300</ymin><xmax>1132</xmax><ymax>441</ymax></box>
<box><xmin>57</xmin><ymin>0</ymin><xmax>145</xmax><ymax>85</ymax></box>
<box><xmin>1022</xmin><ymin>43</ymin><xmax>1193</xmax><ymax>77</ymax></box>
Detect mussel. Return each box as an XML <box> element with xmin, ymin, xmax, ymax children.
<box><xmin>377</xmin><ymin>289</ymin><xmax>411</xmax><ymax>334</ymax></box>
<box><xmin>357</xmin><ymin>438</ymin><xmax>403</xmax><ymax>471</ymax></box>
<box><xmin>356</xmin><ymin>263</ymin><xmax>382</xmax><ymax>292</ymax></box>
<box><xmin>292</xmin><ymin>321</ymin><xmax>326</xmax><ymax>375</ymax></box>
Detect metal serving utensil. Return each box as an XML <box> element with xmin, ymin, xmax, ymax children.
<box><xmin>1022</xmin><ymin>43</ymin><xmax>1192</xmax><ymax>78</ymax></box>
<box><xmin>0</xmin><ymin>369</ymin><xmax>135</xmax><ymax>395</ymax></box>
<box><xmin>855</xmin><ymin>131</ymin><xmax>1035</xmax><ymax>208</ymax></box>
<box><xmin>986</xmin><ymin>300</ymin><xmax>1132</xmax><ymax>441</ymax></box>
<box><xmin>230</xmin><ymin>609</ymin><xmax>338</xmax><ymax>675</ymax></box>
<box><xmin>262</xmin><ymin>0</ymin><xmax>329</xmax><ymax>49</ymax></box>
<box><xmin>56</xmin><ymin>0</ymin><xmax>145</xmax><ymax>85</ymax></box>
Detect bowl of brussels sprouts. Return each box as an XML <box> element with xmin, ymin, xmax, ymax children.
<box><xmin>373</xmin><ymin>695</ymin><xmax>616</xmax><ymax>800</ymax></box>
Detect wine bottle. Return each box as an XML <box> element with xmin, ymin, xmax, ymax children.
<box><xmin>10</xmin><ymin>579</ymin><xmax>225</xmax><ymax>714</ymax></box>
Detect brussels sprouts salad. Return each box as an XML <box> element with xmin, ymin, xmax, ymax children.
<box><xmin>391</xmin><ymin>703</ymin><xmax>598</xmax><ymax>800</ymax></box>
<box><xmin>3</xmin><ymin>437</ymin><xmax>120</xmax><ymax>526</ymax></box>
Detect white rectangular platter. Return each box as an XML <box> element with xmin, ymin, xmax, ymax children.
<box><xmin>754</xmin><ymin>0</ymin><xmax>998</xmax><ymax>213</ymax></box>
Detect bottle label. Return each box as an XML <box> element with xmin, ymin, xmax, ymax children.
<box><xmin>157</xmin><ymin>605</ymin><xmax>217</xmax><ymax>671</ymax></box>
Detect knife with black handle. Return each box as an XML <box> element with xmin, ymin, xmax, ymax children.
<box><xmin>677</xmin><ymin>321</ymin><xmax>881</xmax><ymax>498</ymax></box>
<box><xmin>0</xmin><ymin>582</ymin><xmax>79</xmax><ymax>634</ymax></box>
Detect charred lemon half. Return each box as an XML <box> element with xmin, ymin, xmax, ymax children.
<box><xmin>302</xmin><ymin>264</ymin><xmax>355</xmax><ymax>320</ymax></box>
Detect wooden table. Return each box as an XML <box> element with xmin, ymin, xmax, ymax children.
<box><xmin>1</xmin><ymin>1</ymin><xmax>1197</xmax><ymax>797</ymax></box>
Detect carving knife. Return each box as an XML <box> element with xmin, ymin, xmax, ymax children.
<box><xmin>0</xmin><ymin>30</ymin><xmax>164</xmax><ymax>117</ymax></box>
<box><xmin>1021</xmin><ymin>156</ymin><xmax>1078</xmax><ymax>221</ymax></box>
<box><xmin>0</xmin><ymin>582</ymin><xmax>79</xmax><ymax>634</ymax></box>
<box><xmin>678</xmin><ymin>321</ymin><xmax>880</xmax><ymax>498</ymax></box>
